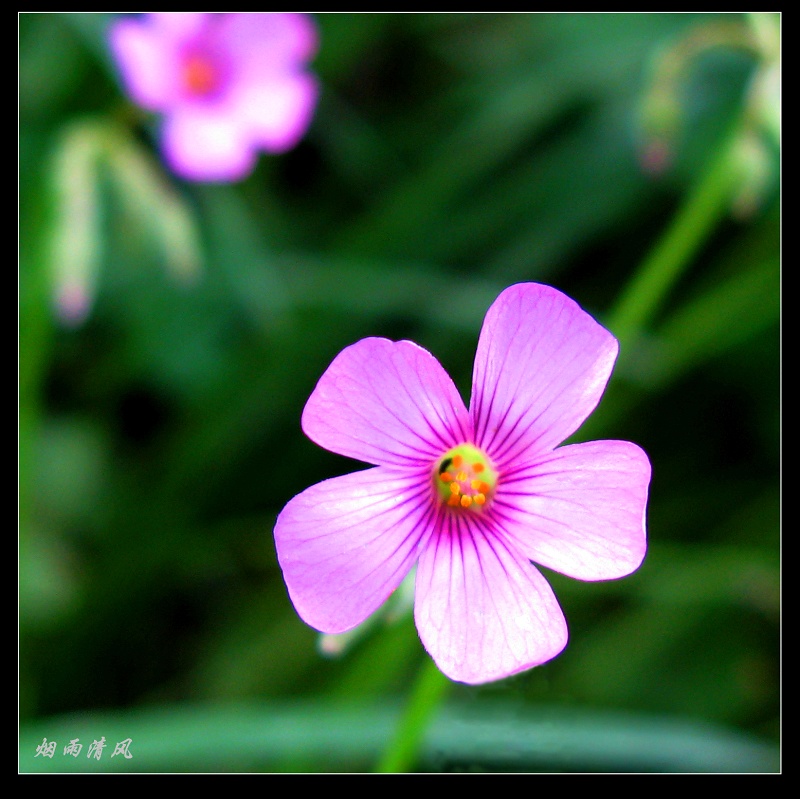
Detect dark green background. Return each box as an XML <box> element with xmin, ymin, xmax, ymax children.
<box><xmin>19</xmin><ymin>13</ymin><xmax>779</xmax><ymax>772</ymax></box>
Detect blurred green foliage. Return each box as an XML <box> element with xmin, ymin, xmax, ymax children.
<box><xmin>19</xmin><ymin>12</ymin><xmax>779</xmax><ymax>772</ymax></box>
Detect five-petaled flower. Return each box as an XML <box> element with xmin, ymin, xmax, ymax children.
<box><xmin>274</xmin><ymin>283</ymin><xmax>651</xmax><ymax>684</ymax></box>
<box><xmin>110</xmin><ymin>12</ymin><xmax>318</xmax><ymax>181</ymax></box>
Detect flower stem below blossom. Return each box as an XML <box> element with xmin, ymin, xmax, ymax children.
<box><xmin>373</xmin><ymin>657</ymin><xmax>452</xmax><ymax>773</ymax></box>
<box><xmin>606</xmin><ymin>120</ymin><xmax>746</xmax><ymax>352</ymax></box>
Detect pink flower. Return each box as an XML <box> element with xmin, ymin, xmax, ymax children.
<box><xmin>274</xmin><ymin>283</ymin><xmax>651</xmax><ymax>684</ymax></box>
<box><xmin>110</xmin><ymin>13</ymin><xmax>318</xmax><ymax>182</ymax></box>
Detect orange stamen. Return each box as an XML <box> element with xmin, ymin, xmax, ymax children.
<box><xmin>434</xmin><ymin>443</ymin><xmax>497</xmax><ymax>513</ymax></box>
<box><xmin>183</xmin><ymin>54</ymin><xmax>219</xmax><ymax>97</ymax></box>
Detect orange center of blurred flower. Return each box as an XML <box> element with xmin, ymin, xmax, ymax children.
<box><xmin>182</xmin><ymin>53</ymin><xmax>220</xmax><ymax>97</ymax></box>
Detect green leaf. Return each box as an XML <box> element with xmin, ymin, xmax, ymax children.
<box><xmin>19</xmin><ymin>701</ymin><xmax>779</xmax><ymax>773</ymax></box>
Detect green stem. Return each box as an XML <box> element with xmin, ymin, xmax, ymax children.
<box><xmin>373</xmin><ymin>657</ymin><xmax>452</xmax><ymax>773</ymax></box>
<box><xmin>607</xmin><ymin>123</ymin><xmax>744</xmax><ymax>351</ymax></box>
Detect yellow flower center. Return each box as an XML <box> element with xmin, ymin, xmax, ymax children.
<box><xmin>433</xmin><ymin>444</ymin><xmax>498</xmax><ymax>511</ymax></box>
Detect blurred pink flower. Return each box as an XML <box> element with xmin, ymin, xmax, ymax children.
<box><xmin>274</xmin><ymin>283</ymin><xmax>651</xmax><ymax>684</ymax></box>
<box><xmin>110</xmin><ymin>12</ymin><xmax>318</xmax><ymax>181</ymax></box>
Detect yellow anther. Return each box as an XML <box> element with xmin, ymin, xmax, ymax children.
<box><xmin>434</xmin><ymin>443</ymin><xmax>498</xmax><ymax>512</ymax></box>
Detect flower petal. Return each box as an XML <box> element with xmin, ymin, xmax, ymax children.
<box><xmin>470</xmin><ymin>283</ymin><xmax>619</xmax><ymax>467</ymax></box>
<box><xmin>302</xmin><ymin>338</ymin><xmax>471</xmax><ymax>468</ymax></box>
<box><xmin>147</xmin><ymin>12</ymin><xmax>210</xmax><ymax>39</ymax></box>
<box><xmin>109</xmin><ymin>16</ymin><xmax>182</xmax><ymax>109</ymax></box>
<box><xmin>494</xmin><ymin>440</ymin><xmax>650</xmax><ymax>581</ymax></box>
<box><xmin>273</xmin><ymin>466</ymin><xmax>432</xmax><ymax>634</ymax></box>
<box><xmin>220</xmin><ymin>12</ymin><xmax>319</xmax><ymax>69</ymax></box>
<box><xmin>235</xmin><ymin>73</ymin><xmax>319</xmax><ymax>153</ymax></box>
<box><xmin>415</xmin><ymin>516</ymin><xmax>568</xmax><ymax>684</ymax></box>
<box><xmin>160</xmin><ymin>108</ymin><xmax>255</xmax><ymax>181</ymax></box>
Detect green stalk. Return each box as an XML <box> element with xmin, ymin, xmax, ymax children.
<box><xmin>607</xmin><ymin>123</ymin><xmax>745</xmax><ymax>350</ymax></box>
<box><xmin>373</xmin><ymin>658</ymin><xmax>452</xmax><ymax>773</ymax></box>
